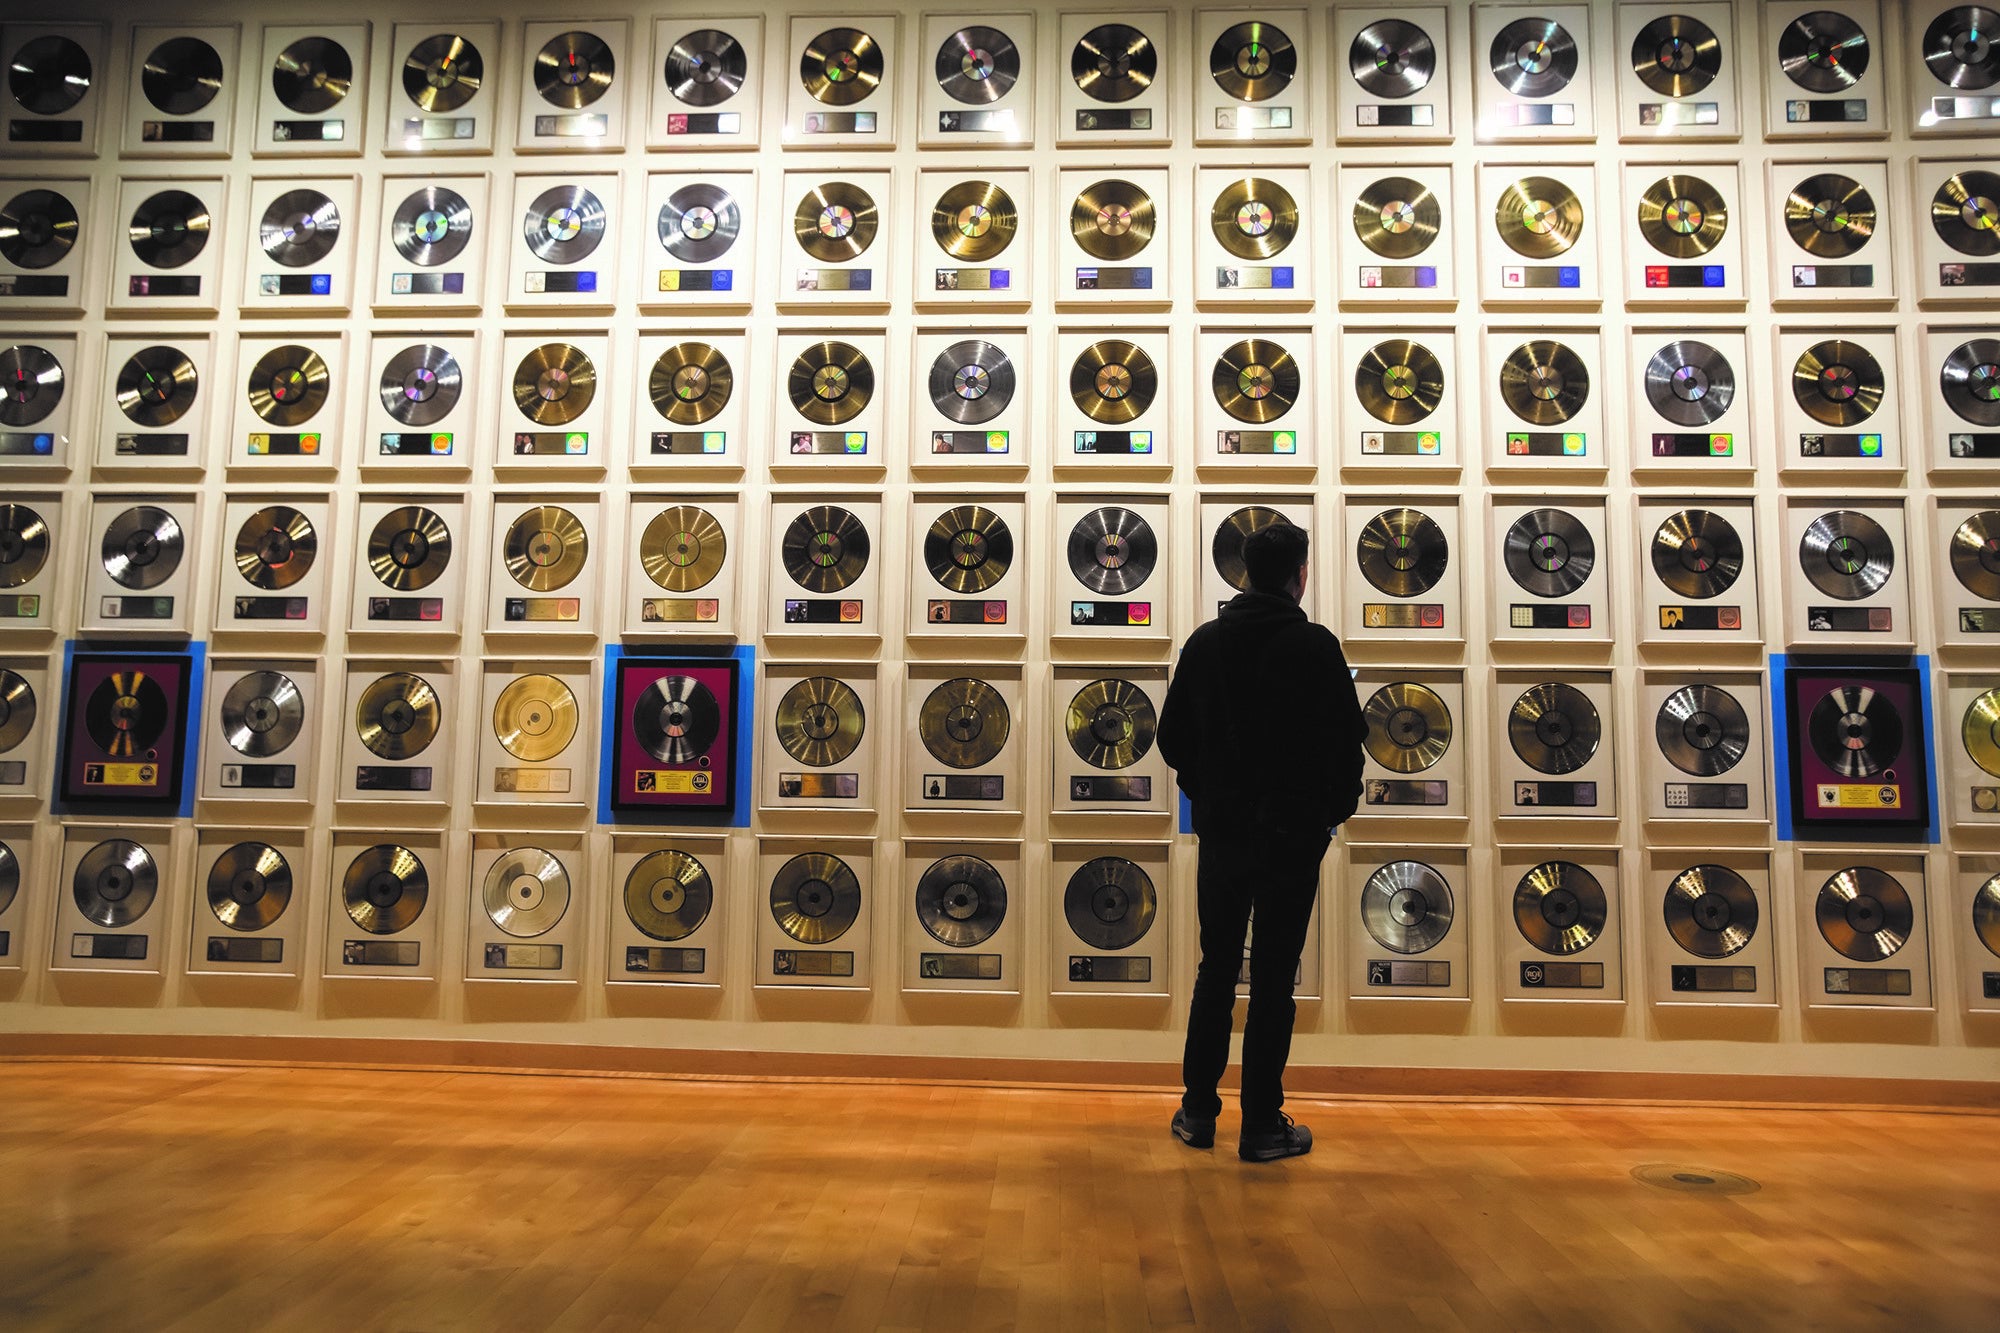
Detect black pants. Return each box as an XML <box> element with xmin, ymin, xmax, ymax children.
<box><xmin>1180</xmin><ymin>831</ymin><xmax>1326</xmax><ymax>1128</ymax></box>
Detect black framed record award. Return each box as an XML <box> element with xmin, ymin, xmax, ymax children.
<box><xmin>59</xmin><ymin>649</ymin><xmax>196</xmax><ymax>809</ymax></box>
<box><xmin>1783</xmin><ymin>662</ymin><xmax>1933</xmax><ymax>839</ymax></box>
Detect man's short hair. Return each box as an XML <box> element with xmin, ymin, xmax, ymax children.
<box><xmin>1243</xmin><ymin>523</ymin><xmax>1309</xmax><ymax>594</ymax></box>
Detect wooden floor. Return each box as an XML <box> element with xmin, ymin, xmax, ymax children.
<box><xmin>0</xmin><ymin>1061</ymin><xmax>1995</xmax><ymax>1332</ymax></box>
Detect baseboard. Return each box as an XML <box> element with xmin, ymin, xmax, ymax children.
<box><xmin>1</xmin><ymin>1032</ymin><xmax>1995</xmax><ymax>1111</ymax></box>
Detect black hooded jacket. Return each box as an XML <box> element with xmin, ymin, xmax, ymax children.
<box><xmin>1156</xmin><ymin>591</ymin><xmax>1367</xmax><ymax>839</ymax></box>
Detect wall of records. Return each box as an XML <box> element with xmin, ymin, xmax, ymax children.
<box><xmin>1</xmin><ymin>0</ymin><xmax>1998</xmax><ymax>1086</ymax></box>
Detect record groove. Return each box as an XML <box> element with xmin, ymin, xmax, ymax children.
<box><xmin>1950</xmin><ymin>510</ymin><xmax>2000</xmax><ymax>600</ymax></box>
<box><xmin>1357</xmin><ymin>508</ymin><xmax>1448</xmax><ymax>598</ymax></box>
<box><xmin>775</xmin><ymin>676</ymin><xmax>865</xmax><ymax>768</ymax></box>
<box><xmin>1631</xmin><ymin>14</ymin><xmax>1721</xmax><ymax>98</ymax></box>
<box><xmin>1924</xmin><ymin>7</ymin><xmax>2000</xmax><ymax>89</ymax></box>
<box><xmin>924</xmin><ymin>505</ymin><xmax>1013</xmax><ymax>594</ymax></box>
<box><xmin>1494</xmin><ymin>176</ymin><xmax>1583</xmax><ymax>259</ymax></box>
<box><xmin>1784</xmin><ymin>174</ymin><xmax>1875</xmax><ymax>257</ymax></box>
<box><xmin>0</xmin><ymin>345</ymin><xmax>62</xmax><ymax>427</ymax></box>
<box><xmin>1070</xmin><ymin>179</ymin><xmax>1155</xmax><ymax>261</ymax></box>
<box><xmin>74</xmin><ymin>839</ymin><xmax>158</xmax><ymax>928</ymax></box>
<box><xmin>1942</xmin><ymin>339</ymin><xmax>2000</xmax><ymax>427</ymax></box>
<box><xmin>1355</xmin><ymin>339</ymin><xmax>1444</xmax><ymax>424</ymax></box>
<box><xmin>272</xmin><ymin>37</ymin><xmax>351</xmax><ymax>115</ymax></box>
<box><xmin>1800</xmin><ymin>510</ymin><xmax>1893</xmax><ymax>600</ymax></box>
<box><xmin>1489</xmin><ymin>17</ymin><xmax>1577</xmax><ymax>97</ymax></box>
<box><xmin>245</xmin><ymin>345</ymin><xmax>329</xmax><ymax>427</ymax></box>
<box><xmin>1636</xmin><ymin>175</ymin><xmax>1727</xmax><ymax>259</ymax></box>
<box><xmin>0</xmin><ymin>502</ymin><xmax>50</xmax><ymax>589</ymax></box>
<box><xmin>1779</xmin><ymin>11</ymin><xmax>1870</xmax><ymax>93</ymax></box>
<box><xmin>1513</xmin><ymin>861</ymin><xmax>1605</xmax><ymax>956</ymax></box>
<box><xmin>8</xmin><ymin>35</ymin><xmax>93</xmax><ymax>116</ymax></box>
<box><xmin>1664</xmin><ymin>864</ymin><xmax>1757</xmax><ymax>958</ymax></box>
<box><xmin>85</xmin><ymin>672</ymin><xmax>164</xmax><ymax>757</ymax></box>
<box><xmin>649</xmin><ymin>342</ymin><xmax>732</xmax><ymax>425</ymax></box>
<box><xmin>1210</xmin><ymin>21</ymin><xmax>1295</xmax><ymax>102</ymax></box>
<box><xmin>343</xmin><ymin>844</ymin><xmax>428</xmax><ymax>935</ymax></box>
<box><xmin>0</xmin><ymin>669</ymin><xmax>34</xmax><ymax>754</ymax></box>
<box><xmin>367</xmin><ymin>505</ymin><xmax>451</xmax><ymax>591</ymax></box>
<box><xmin>793</xmin><ymin>181</ymin><xmax>878</xmax><ymax>262</ymax></box>
<box><xmin>781</xmin><ymin>505</ymin><xmax>869</xmax><ymax>593</ymax></box>
<box><xmin>141</xmin><ymin>36</ymin><xmax>222</xmax><ymax>115</ymax></box>
<box><xmin>207</xmin><ymin>842</ymin><xmax>291</xmax><ymax>932</ymax></box>
<box><xmin>1931</xmin><ymin>170</ymin><xmax>2000</xmax><ymax>257</ymax></box>
<box><xmin>658</xmin><ymin>183</ymin><xmax>739</xmax><ymax>264</ymax></box>
<box><xmin>522</xmin><ymin>185</ymin><xmax>605</xmax><ymax>265</ymax></box>
<box><xmin>504</xmin><ymin>506</ymin><xmax>588</xmax><ymax>592</ymax></box>
<box><xmin>356</xmin><ymin>672</ymin><xmax>440</xmax><ymax>761</ymax></box>
<box><xmin>931</xmin><ymin>180</ymin><xmax>1017</xmax><ymax>262</ymax></box>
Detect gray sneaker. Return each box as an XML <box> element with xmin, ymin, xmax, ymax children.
<box><xmin>1238</xmin><ymin>1113</ymin><xmax>1312</xmax><ymax>1162</ymax></box>
<box><xmin>1171</xmin><ymin>1108</ymin><xmax>1216</xmax><ymax>1149</ymax></box>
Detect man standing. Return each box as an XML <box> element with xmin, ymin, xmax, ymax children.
<box><xmin>1156</xmin><ymin>523</ymin><xmax>1366</xmax><ymax>1162</ymax></box>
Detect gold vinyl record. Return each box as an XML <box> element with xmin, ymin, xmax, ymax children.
<box><xmin>648</xmin><ymin>342</ymin><xmax>732</xmax><ymax>425</ymax></box>
<box><xmin>207</xmin><ymin>842</ymin><xmax>291</xmax><ymax>933</ymax></box>
<box><xmin>74</xmin><ymin>839</ymin><xmax>157</xmax><ymax>928</ymax></box>
<box><xmin>1066</xmin><ymin>677</ymin><xmax>1156</xmax><ymax>770</ymax></box>
<box><xmin>793</xmin><ymin>181</ymin><xmax>878</xmax><ymax>262</ymax></box>
<box><xmin>1635</xmin><ymin>175</ymin><xmax>1728</xmax><ymax>259</ymax></box>
<box><xmin>403</xmin><ymin>33</ymin><xmax>483</xmax><ymax>113</ymax></box>
<box><xmin>1951</xmin><ymin>510</ymin><xmax>2000</xmax><ymax>600</ymax></box>
<box><xmin>916</xmin><ymin>855</ymin><xmax>1008</xmax><ymax>949</ymax></box>
<box><xmin>367</xmin><ymin>505</ymin><xmax>451</xmax><ymax>592</ymax></box>
<box><xmin>1513</xmin><ymin>861</ymin><xmax>1606</xmax><ymax>956</ymax></box>
<box><xmin>770</xmin><ymin>852</ymin><xmax>861</xmax><ymax>944</ymax></box>
<box><xmin>920</xmin><ymin>677</ymin><xmax>1010</xmax><ymax>769</ymax></box>
<box><xmin>1930</xmin><ymin>170</ymin><xmax>2000</xmax><ymax>257</ymax></box>
<box><xmin>924</xmin><ymin>505</ymin><xmax>1013</xmax><ymax>594</ymax></box>
<box><xmin>1815</xmin><ymin>867</ymin><xmax>1912</xmax><ymax>962</ymax></box>
<box><xmin>625</xmin><ymin>848</ymin><xmax>713</xmax><ymax>942</ymax></box>
<box><xmin>114</xmin><ymin>345</ymin><xmax>198</xmax><ymax>428</ymax></box>
<box><xmin>1353</xmin><ymin>176</ymin><xmax>1441</xmax><ymax>260</ymax></box>
<box><xmin>1072</xmin><ymin>24</ymin><xmax>1156</xmax><ymax>103</ymax></box>
<box><xmin>1211</xmin><ymin>506</ymin><xmax>1289</xmax><ymax>592</ymax></box>
<box><xmin>1630</xmin><ymin>14</ymin><xmax>1721</xmax><ymax>98</ymax></box>
<box><xmin>1655</xmin><ymin>684</ymin><xmax>1750</xmax><ymax>778</ymax></box>
<box><xmin>219</xmin><ymin>669</ymin><xmax>303</xmax><ymax>758</ymax></box>
<box><xmin>1509</xmin><ymin>682</ymin><xmax>1601</xmax><ymax>775</ymax></box>
<box><xmin>0</xmin><ymin>502</ymin><xmax>51</xmax><ymax>589</ymax></box>
<box><xmin>1940</xmin><ymin>340</ymin><xmax>2000</xmax><ymax>429</ymax></box>
<box><xmin>245</xmin><ymin>345</ymin><xmax>329</xmax><ymax>427</ymax></box>
<box><xmin>931</xmin><ymin>180</ymin><xmax>1018</xmax><ymax>261</ymax></box>
<box><xmin>800</xmin><ymin>27</ymin><xmax>883</xmax><ymax>105</ymax></box>
<box><xmin>0</xmin><ymin>669</ymin><xmax>34</xmax><ymax>754</ymax></box>
<box><xmin>1357</xmin><ymin>508</ymin><xmax>1448</xmax><ymax>598</ymax></box>
<box><xmin>781</xmin><ymin>505</ymin><xmax>870</xmax><ymax>593</ymax></box>
<box><xmin>1363</xmin><ymin>682</ymin><xmax>1452</xmax><ymax>774</ymax></box>
<box><xmin>1663</xmin><ymin>864</ymin><xmax>1757</xmax><ymax>958</ymax></box>
<box><xmin>1976</xmin><ymin>875</ymin><xmax>2000</xmax><ymax>960</ymax></box>
<box><xmin>1498</xmin><ymin>340</ymin><xmax>1590</xmax><ymax>426</ymax></box>
<box><xmin>1354</xmin><ymin>340</ymin><xmax>1444</xmax><ymax>425</ymax></box>
<box><xmin>1650</xmin><ymin>509</ymin><xmax>1744</xmax><ymax>600</ymax></box>
<box><xmin>100</xmin><ymin>505</ymin><xmax>183</xmax><ymax>591</ymax></box>
<box><xmin>1792</xmin><ymin>339</ymin><xmax>1884</xmax><ymax>428</ymax></box>
<box><xmin>1963</xmin><ymin>688</ymin><xmax>2000</xmax><ymax>779</ymax></box>
<box><xmin>1070</xmin><ymin>179</ymin><xmax>1155</xmax><ymax>261</ymax></box>
<box><xmin>1209</xmin><ymin>21</ymin><xmax>1296</xmax><ymax>102</ymax></box>
<box><xmin>787</xmin><ymin>341</ymin><xmax>874</xmax><ymax>426</ymax></box>
<box><xmin>1069</xmin><ymin>339</ymin><xmax>1157</xmax><ymax>424</ymax></box>
<box><xmin>233</xmin><ymin>505</ymin><xmax>316</xmax><ymax>591</ymax></box>
<box><xmin>141</xmin><ymin>35</ymin><xmax>222</xmax><ymax>115</ymax></box>
<box><xmin>493</xmin><ymin>674</ymin><xmax>578</xmax><ymax>764</ymax></box>
<box><xmin>355</xmin><ymin>672</ymin><xmax>441</xmax><ymax>761</ymax></box>
<box><xmin>1493</xmin><ymin>176</ymin><xmax>1584</xmax><ymax>259</ymax></box>
<box><xmin>640</xmin><ymin>505</ymin><xmax>726</xmax><ymax>592</ymax></box>
<box><xmin>272</xmin><ymin>36</ymin><xmax>352</xmax><ymax>115</ymax></box>
<box><xmin>343</xmin><ymin>844</ymin><xmax>428</xmax><ymax>935</ymax></box>
<box><xmin>1063</xmin><ymin>857</ymin><xmax>1156</xmax><ymax>950</ymax></box>
<box><xmin>533</xmin><ymin>31</ymin><xmax>614</xmax><ymax>110</ymax></box>
<box><xmin>1210</xmin><ymin>177</ymin><xmax>1299</xmax><ymax>260</ymax></box>
<box><xmin>85</xmin><ymin>672</ymin><xmax>163</xmax><ymax>757</ymax></box>
<box><xmin>1785</xmin><ymin>174</ymin><xmax>1876</xmax><ymax>258</ymax></box>
<box><xmin>483</xmin><ymin>847</ymin><xmax>571</xmax><ymax>938</ymax></box>
<box><xmin>503</xmin><ymin>505</ymin><xmax>588</xmax><ymax>592</ymax></box>
<box><xmin>512</xmin><ymin>342</ymin><xmax>595</xmax><ymax>427</ymax></box>
<box><xmin>1504</xmin><ymin>508</ymin><xmax>1595</xmax><ymax>598</ymax></box>
<box><xmin>1211</xmin><ymin>339</ymin><xmax>1299</xmax><ymax>424</ymax></box>
<box><xmin>1360</xmin><ymin>860</ymin><xmax>1453</xmax><ymax>954</ymax></box>
<box><xmin>775</xmin><ymin>676</ymin><xmax>865</xmax><ymax>768</ymax></box>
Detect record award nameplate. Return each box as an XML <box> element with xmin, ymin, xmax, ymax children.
<box><xmin>1345</xmin><ymin>843</ymin><xmax>1470</xmax><ymax>1000</ymax></box>
<box><xmin>1350</xmin><ymin>668</ymin><xmax>1468</xmax><ymax>821</ymax></box>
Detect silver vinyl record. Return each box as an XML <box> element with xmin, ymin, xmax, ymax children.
<box><xmin>258</xmin><ymin>188</ymin><xmax>340</xmax><ymax>268</ymax></box>
<box><xmin>927</xmin><ymin>339</ymin><xmax>1015</xmax><ymax>425</ymax></box>
<box><xmin>915</xmin><ymin>854</ymin><xmax>1008</xmax><ymax>949</ymax></box>
<box><xmin>390</xmin><ymin>186</ymin><xmax>472</xmax><ymax>268</ymax></box>
<box><xmin>379</xmin><ymin>344</ymin><xmax>462</xmax><ymax>428</ymax></box>
<box><xmin>1952</xmin><ymin>510</ymin><xmax>2000</xmax><ymax>601</ymax></box>
<box><xmin>1655</xmin><ymin>684</ymin><xmax>1750</xmax><ymax>778</ymax></box>
<box><xmin>73</xmin><ymin>839</ymin><xmax>158</xmax><ymax>928</ymax></box>
<box><xmin>0</xmin><ymin>344</ymin><xmax>62</xmax><ymax>428</ymax></box>
<box><xmin>1643</xmin><ymin>340</ymin><xmax>1736</xmax><ymax>427</ymax></box>
<box><xmin>1508</xmin><ymin>682</ymin><xmax>1601</xmax><ymax>776</ymax></box>
<box><xmin>140</xmin><ymin>36</ymin><xmax>223</xmax><ymax>115</ymax></box>
<box><xmin>1489</xmin><ymin>17</ymin><xmax>1577</xmax><ymax>97</ymax></box>
<box><xmin>0</xmin><ymin>502</ymin><xmax>50</xmax><ymax>589</ymax></box>
<box><xmin>1360</xmin><ymin>860</ymin><xmax>1453</xmax><ymax>955</ymax></box>
<box><xmin>1650</xmin><ymin>509</ymin><xmax>1744</xmax><ymax>600</ymax></box>
<box><xmin>633</xmin><ymin>675</ymin><xmax>720</xmax><ymax>765</ymax></box>
<box><xmin>128</xmin><ymin>190</ymin><xmax>210</xmax><ymax>269</ymax></box>
<box><xmin>935</xmin><ymin>26</ymin><xmax>1020</xmax><ymax>104</ymax></box>
<box><xmin>1815</xmin><ymin>867</ymin><xmax>1912</xmax><ymax>962</ymax></box>
<box><xmin>1924</xmin><ymin>7</ymin><xmax>2000</xmax><ymax>90</ymax></box>
<box><xmin>233</xmin><ymin>504</ymin><xmax>316</xmax><ymax>591</ymax></box>
<box><xmin>1779</xmin><ymin>10</ymin><xmax>1870</xmax><ymax>93</ymax></box>
<box><xmin>1513</xmin><ymin>861</ymin><xmax>1606</xmax><ymax>956</ymax></box>
<box><xmin>1063</xmin><ymin>857</ymin><xmax>1157</xmax><ymax>951</ymax></box>
<box><xmin>483</xmin><ymin>847</ymin><xmax>571</xmax><ymax>938</ymax></box>
<box><xmin>0</xmin><ymin>838</ymin><xmax>16</xmax><ymax>917</ymax></box>
<box><xmin>770</xmin><ymin>852</ymin><xmax>861</xmax><ymax>945</ymax></box>
<box><xmin>1808</xmin><ymin>684</ymin><xmax>1903</xmax><ymax>778</ymax></box>
<box><xmin>533</xmin><ymin>30</ymin><xmax>615</xmax><ymax>110</ymax></box>
<box><xmin>0</xmin><ymin>668</ymin><xmax>34</xmax><ymax>753</ymax></box>
<box><xmin>114</xmin><ymin>345</ymin><xmax>198</xmax><ymax>428</ymax></box>
<box><xmin>658</xmin><ymin>183</ymin><xmax>740</xmax><ymax>264</ymax></box>
<box><xmin>1503</xmin><ymin>508</ymin><xmax>1594</xmax><ymax>598</ymax></box>
<box><xmin>7</xmin><ymin>35</ymin><xmax>93</xmax><ymax>117</ymax></box>
<box><xmin>1349</xmin><ymin>20</ymin><xmax>1435</xmax><ymax>98</ymax></box>
<box><xmin>664</xmin><ymin>29</ymin><xmax>747</xmax><ymax>107</ymax></box>
<box><xmin>1941</xmin><ymin>338</ymin><xmax>2000</xmax><ymax>427</ymax></box>
<box><xmin>1066</xmin><ymin>506</ymin><xmax>1156</xmax><ymax>596</ymax></box>
<box><xmin>1799</xmin><ymin>511</ymin><xmax>1893</xmax><ymax>601</ymax></box>
<box><xmin>625</xmin><ymin>848</ymin><xmax>713</xmax><ymax>942</ymax></box>
<box><xmin>0</xmin><ymin>188</ymin><xmax>79</xmax><ymax>270</ymax></box>
<box><xmin>1664</xmin><ymin>864</ymin><xmax>1758</xmax><ymax>959</ymax></box>
<box><xmin>1931</xmin><ymin>170</ymin><xmax>2000</xmax><ymax>257</ymax></box>
<box><xmin>271</xmin><ymin>36</ymin><xmax>352</xmax><ymax>115</ymax></box>
<box><xmin>522</xmin><ymin>185</ymin><xmax>605</xmax><ymax>265</ymax></box>
<box><xmin>100</xmin><ymin>505</ymin><xmax>183</xmax><ymax>590</ymax></box>
<box><xmin>220</xmin><ymin>669</ymin><xmax>303</xmax><ymax>758</ymax></box>
<box><xmin>206</xmin><ymin>842</ymin><xmax>291</xmax><ymax>933</ymax></box>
